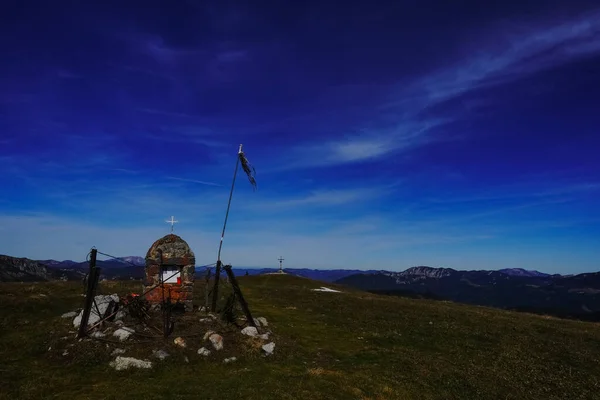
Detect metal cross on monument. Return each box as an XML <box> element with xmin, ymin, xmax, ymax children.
<box><xmin>166</xmin><ymin>216</ymin><xmax>178</xmax><ymax>233</ymax></box>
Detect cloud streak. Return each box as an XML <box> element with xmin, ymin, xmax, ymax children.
<box><xmin>281</xmin><ymin>10</ymin><xmax>600</xmax><ymax>170</ymax></box>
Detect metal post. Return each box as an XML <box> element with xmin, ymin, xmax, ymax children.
<box><xmin>77</xmin><ymin>248</ymin><xmax>97</xmax><ymax>338</ymax></box>
<box><xmin>223</xmin><ymin>264</ymin><xmax>257</xmax><ymax>330</ymax></box>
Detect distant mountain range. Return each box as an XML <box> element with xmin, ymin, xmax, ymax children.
<box><xmin>2</xmin><ymin>254</ymin><xmax>599</xmax><ymax>322</ymax></box>
<box><xmin>335</xmin><ymin>266</ymin><xmax>600</xmax><ymax>321</ymax></box>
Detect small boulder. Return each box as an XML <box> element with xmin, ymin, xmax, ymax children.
<box><xmin>262</xmin><ymin>342</ymin><xmax>275</xmax><ymax>356</ymax></box>
<box><xmin>152</xmin><ymin>350</ymin><xmax>170</xmax><ymax>360</ymax></box>
<box><xmin>113</xmin><ymin>327</ymin><xmax>134</xmax><ymax>341</ymax></box>
<box><xmin>209</xmin><ymin>334</ymin><xmax>223</xmax><ymax>351</ymax></box>
<box><xmin>197</xmin><ymin>347</ymin><xmax>211</xmax><ymax>356</ymax></box>
<box><xmin>174</xmin><ymin>337</ymin><xmax>186</xmax><ymax>348</ymax></box>
<box><xmin>256</xmin><ymin>317</ymin><xmax>268</xmax><ymax>327</ymax></box>
<box><xmin>111</xmin><ymin>348</ymin><xmax>126</xmax><ymax>356</ymax></box>
<box><xmin>109</xmin><ymin>356</ymin><xmax>152</xmax><ymax>371</ymax></box>
<box><xmin>241</xmin><ymin>326</ymin><xmax>259</xmax><ymax>337</ymax></box>
<box><xmin>258</xmin><ymin>333</ymin><xmax>270</xmax><ymax>340</ymax></box>
<box><xmin>90</xmin><ymin>331</ymin><xmax>105</xmax><ymax>338</ymax></box>
<box><xmin>61</xmin><ymin>311</ymin><xmax>77</xmax><ymax>319</ymax></box>
<box><xmin>203</xmin><ymin>330</ymin><xmax>215</xmax><ymax>341</ymax></box>
<box><xmin>114</xmin><ymin>310</ymin><xmax>127</xmax><ymax>320</ymax></box>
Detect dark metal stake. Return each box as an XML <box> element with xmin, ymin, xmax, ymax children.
<box><xmin>77</xmin><ymin>249</ymin><xmax>98</xmax><ymax>338</ymax></box>
<box><xmin>223</xmin><ymin>264</ymin><xmax>257</xmax><ymax>330</ymax></box>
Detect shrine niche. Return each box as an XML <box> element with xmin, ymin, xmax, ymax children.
<box><xmin>144</xmin><ymin>234</ymin><xmax>195</xmax><ymax>312</ymax></box>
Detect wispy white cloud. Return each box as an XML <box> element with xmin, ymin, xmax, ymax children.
<box><xmin>402</xmin><ymin>10</ymin><xmax>600</xmax><ymax>109</ymax></box>
<box><xmin>166</xmin><ymin>176</ymin><xmax>223</xmax><ymax>187</ymax></box>
<box><xmin>282</xmin><ymin>11</ymin><xmax>600</xmax><ymax>170</ymax></box>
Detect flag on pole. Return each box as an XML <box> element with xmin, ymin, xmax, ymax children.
<box><xmin>238</xmin><ymin>144</ymin><xmax>257</xmax><ymax>190</ymax></box>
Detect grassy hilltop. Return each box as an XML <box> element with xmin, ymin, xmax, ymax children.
<box><xmin>1</xmin><ymin>274</ymin><xmax>599</xmax><ymax>400</ymax></box>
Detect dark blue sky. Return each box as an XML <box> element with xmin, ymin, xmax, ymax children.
<box><xmin>1</xmin><ymin>0</ymin><xmax>599</xmax><ymax>273</ymax></box>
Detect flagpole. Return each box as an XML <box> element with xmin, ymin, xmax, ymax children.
<box><xmin>211</xmin><ymin>144</ymin><xmax>242</xmax><ymax>312</ymax></box>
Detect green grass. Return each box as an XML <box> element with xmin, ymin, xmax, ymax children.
<box><xmin>1</xmin><ymin>274</ymin><xmax>600</xmax><ymax>399</ymax></box>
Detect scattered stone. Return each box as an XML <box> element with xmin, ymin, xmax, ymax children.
<box><xmin>262</xmin><ymin>342</ymin><xmax>275</xmax><ymax>356</ymax></box>
<box><xmin>91</xmin><ymin>331</ymin><xmax>105</xmax><ymax>338</ymax></box>
<box><xmin>429</xmin><ymin>321</ymin><xmax>433</xmax><ymax>325</ymax></box>
<box><xmin>174</xmin><ymin>337</ymin><xmax>186</xmax><ymax>348</ymax></box>
<box><xmin>47</xmin><ymin>346</ymin><xmax>51</xmax><ymax>351</ymax></box>
<box><xmin>111</xmin><ymin>348</ymin><xmax>126</xmax><ymax>356</ymax></box>
<box><xmin>60</xmin><ymin>336</ymin><xmax>68</xmax><ymax>340</ymax></box>
<box><xmin>199</xmin><ymin>318</ymin><xmax>211</xmax><ymax>322</ymax></box>
<box><xmin>209</xmin><ymin>333</ymin><xmax>224</xmax><ymax>351</ymax></box>
<box><xmin>109</xmin><ymin>356</ymin><xmax>152</xmax><ymax>371</ymax></box>
<box><xmin>199</xmin><ymin>306</ymin><xmax>207</xmax><ymax>313</ymax></box>
<box><xmin>114</xmin><ymin>320</ymin><xmax>124</xmax><ymax>326</ymax></box>
<box><xmin>197</xmin><ymin>347</ymin><xmax>211</xmax><ymax>356</ymax></box>
<box><xmin>258</xmin><ymin>333</ymin><xmax>270</xmax><ymax>340</ymax></box>
<box><xmin>241</xmin><ymin>326</ymin><xmax>259</xmax><ymax>337</ymax></box>
<box><xmin>113</xmin><ymin>327</ymin><xmax>135</xmax><ymax>341</ymax></box>
<box><xmin>184</xmin><ymin>356</ymin><xmax>189</xmax><ymax>363</ymax></box>
<box><xmin>152</xmin><ymin>350</ymin><xmax>170</xmax><ymax>360</ymax></box>
<box><xmin>61</xmin><ymin>311</ymin><xmax>77</xmax><ymax>319</ymax></box>
<box><xmin>62</xmin><ymin>350</ymin><xmax>69</xmax><ymax>356</ymax></box>
<box><xmin>256</xmin><ymin>317</ymin><xmax>268</xmax><ymax>327</ymax></box>
<box><xmin>203</xmin><ymin>330</ymin><xmax>215</xmax><ymax>341</ymax></box>
<box><xmin>73</xmin><ymin>294</ymin><xmax>120</xmax><ymax>328</ymax></box>
<box><xmin>114</xmin><ymin>310</ymin><xmax>126</xmax><ymax>320</ymax></box>
<box><xmin>223</xmin><ymin>357</ymin><xmax>237</xmax><ymax>363</ymax></box>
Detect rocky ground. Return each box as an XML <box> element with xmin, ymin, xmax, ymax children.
<box><xmin>54</xmin><ymin>293</ymin><xmax>276</xmax><ymax>370</ymax></box>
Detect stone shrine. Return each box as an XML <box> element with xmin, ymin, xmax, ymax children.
<box><xmin>144</xmin><ymin>234</ymin><xmax>195</xmax><ymax>312</ymax></box>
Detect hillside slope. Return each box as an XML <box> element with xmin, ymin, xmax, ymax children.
<box><xmin>0</xmin><ymin>255</ymin><xmax>52</xmax><ymax>281</ymax></box>
<box><xmin>1</xmin><ymin>275</ymin><xmax>599</xmax><ymax>399</ymax></box>
<box><xmin>337</xmin><ymin>267</ymin><xmax>600</xmax><ymax>321</ymax></box>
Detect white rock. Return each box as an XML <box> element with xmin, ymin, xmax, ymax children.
<box><xmin>203</xmin><ymin>330</ymin><xmax>215</xmax><ymax>341</ymax></box>
<box><xmin>114</xmin><ymin>310</ymin><xmax>126</xmax><ymax>320</ymax></box>
<box><xmin>241</xmin><ymin>326</ymin><xmax>259</xmax><ymax>337</ymax></box>
<box><xmin>152</xmin><ymin>350</ymin><xmax>169</xmax><ymax>360</ymax></box>
<box><xmin>62</xmin><ymin>350</ymin><xmax>68</xmax><ymax>356</ymax></box>
<box><xmin>174</xmin><ymin>337</ymin><xmax>186</xmax><ymax>348</ymax></box>
<box><xmin>223</xmin><ymin>357</ymin><xmax>237</xmax><ymax>363</ymax></box>
<box><xmin>209</xmin><ymin>333</ymin><xmax>223</xmax><ymax>351</ymax></box>
<box><xmin>113</xmin><ymin>327</ymin><xmax>135</xmax><ymax>341</ymax></box>
<box><xmin>61</xmin><ymin>311</ymin><xmax>77</xmax><ymax>319</ymax></box>
<box><xmin>199</xmin><ymin>318</ymin><xmax>211</xmax><ymax>322</ymax></box>
<box><xmin>91</xmin><ymin>331</ymin><xmax>105</xmax><ymax>338</ymax></box>
<box><xmin>73</xmin><ymin>294</ymin><xmax>120</xmax><ymax>328</ymax></box>
<box><xmin>258</xmin><ymin>333</ymin><xmax>270</xmax><ymax>340</ymax></box>
<box><xmin>197</xmin><ymin>347</ymin><xmax>211</xmax><ymax>356</ymax></box>
<box><xmin>256</xmin><ymin>317</ymin><xmax>268</xmax><ymax>327</ymax></box>
<box><xmin>109</xmin><ymin>356</ymin><xmax>152</xmax><ymax>371</ymax></box>
<box><xmin>262</xmin><ymin>342</ymin><xmax>275</xmax><ymax>355</ymax></box>
<box><xmin>111</xmin><ymin>348</ymin><xmax>126</xmax><ymax>356</ymax></box>
<box><xmin>184</xmin><ymin>356</ymin><xmax>189</xmax><ymax>363</ymax></box>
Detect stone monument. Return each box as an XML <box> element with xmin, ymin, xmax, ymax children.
<box><xmin>144</xmin><ymin>234</ymin><xmax>195</xmax><ymax>312</ymax></box>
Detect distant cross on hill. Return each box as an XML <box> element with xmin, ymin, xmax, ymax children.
<box><xmin>166</xmin><ymin>216</ymin><xmax>178</xmax><ymax>233</ymax></box>
<box><xmin>278</xmin><ymin>256</ymin><xmax>284</xmax><ymax>274</ymax></box>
